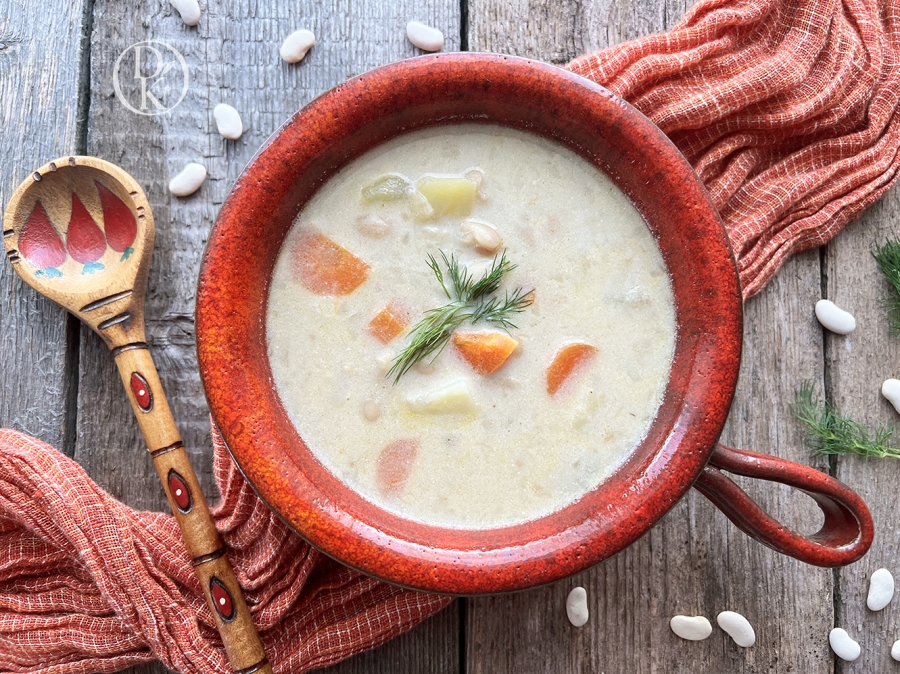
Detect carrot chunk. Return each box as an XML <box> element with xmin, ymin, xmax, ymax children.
<box><xmin>368</xmin><ymin>303</ymin><xmax>409</xmax><ymax>344</ymax></box>
<box><xmin>290</xmin><ymin>230</ymin><xmax>370</xmax><ymax>295</ymax></box>
<box><xmin>546</xmin><ymin>343</ymin><xmax>597</xmax><ymax>395</ymax></box>
<box><xmin>376</xmin><ymin>439</ymin><xmax>419</xmax><ymax>496</ymax></box>
<box><xmin>452</xmin><ymin>331</ymin><xmax>518</xmax><ymax>374</ymax></box>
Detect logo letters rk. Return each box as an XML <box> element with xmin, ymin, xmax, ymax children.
<box><xmin>132</xmin><ymin>46</ymin><xmax>176</xmax><ymax>112</ymax></box>
<box><xmin>113</xmin><ymin>40</ymin><xmax>188</xmax><ymax>116</ymax></box>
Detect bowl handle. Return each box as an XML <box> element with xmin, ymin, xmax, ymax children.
<box><xmin>692</xmin><ymin>444</ymin><xmax>874</xmax><ymax>567</ymax></box>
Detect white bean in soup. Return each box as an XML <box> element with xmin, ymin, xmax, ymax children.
<box><xmin>266</xmin><ymin>124</ymin><xmax>676</xmax><ymax>529</ymax></box>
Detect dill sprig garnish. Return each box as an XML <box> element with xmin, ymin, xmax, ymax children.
<box><xmin>387</xmin><ymin>250</ymin><xmax>533</xmax><ymax>383</ymax></box>
<box><xmin>792</xmin><ymin>380</ymin><xmax>900</xmax><ymax>459</ymax></box>
<box><xmin>872</xmin><ymin>239</ymin><xmax>900</xmax><ymax>334</ymax></box>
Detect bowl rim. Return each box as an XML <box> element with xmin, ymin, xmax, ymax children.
<box><xmin>196</xmin><ymin>52</ymin><xmax>743</xmax><ymax>594</ymax></box>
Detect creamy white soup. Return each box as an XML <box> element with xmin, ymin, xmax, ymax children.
<box><xmin>267</xmin><ymin>124</ymin><xmax>676</xmax><ymax>529</ymax></box>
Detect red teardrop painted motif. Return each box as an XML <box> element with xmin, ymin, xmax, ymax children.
<box><xmin>19</xmin><ymin>202</ymin><xmax>66</xmax><ymax>269</ymax></box>
<box><xmin>130</xmin><ymin>372</ymin><xmax>153</xmax><ymax>411</ymax></box>
<box><xmin>95</xmin><ymin>181</ymin><xmax>136</xmax><ymax>253</ymax></box>
<box><xmin>210</xmin><ymin>577</ymin><xmax>236</xmax><ymax>621</ymax></box>
<box><xmin>66</xmin><ymin>194</ymin><xmax>106</xmax><ymax>264</ymax></box>
<box><xmin>167</xmin><ymin>470</ymin><xmax>192</xmax><ymax>512</ymax></box>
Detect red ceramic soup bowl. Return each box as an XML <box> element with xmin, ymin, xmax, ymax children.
<box><xmin>196</xmin><ymin>53</ymin><xmax>873</xmax><ymax>594</ymax></box>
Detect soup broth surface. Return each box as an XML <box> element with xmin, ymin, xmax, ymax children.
<box><xmin>267</xmin><ymin>124</ymin><xmax>676</xmax><ymax>529</ymax></box>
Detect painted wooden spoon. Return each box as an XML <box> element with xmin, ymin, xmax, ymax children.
<box><xmin>3</xmin><ymin>156</ymin><xmax>272</xmax><ymax>674</ymax></box>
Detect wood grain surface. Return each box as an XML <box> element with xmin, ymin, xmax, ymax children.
<box><xmin>0</xmin><ymin>0</ymin><xmax>87</xmax><ymax>454</ymax></box>
<box><xmin>2</xmin><ymin>0</ymin><xmax>899</xmax><ymax>672</ymax></box>
<box><xmin>829</xmin><ymin>188</ymin><xmax>900</xmax><ymax>673</ymax></box>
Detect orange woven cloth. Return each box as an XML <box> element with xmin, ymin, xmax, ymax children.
<box><xmin>569</xmin><ymin>0</ymin><xmax>900</xmax><ymax>298</ymax></box>
<box><xmin>0</xmin><ymin>427</ymin><xmax>451</xmax><ymax>672</ymax></box>
<box><xmin>4</xmin><ymin>0</ymin><xmax>900</xmax><ymax>671</ymax></box>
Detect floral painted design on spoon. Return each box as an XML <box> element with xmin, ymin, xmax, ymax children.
<box><xmin>96</xmin><ymin>181</ymin><xmax>137</xmax><ymax>261</ymax></box>
<box><xmin>66</xmin><ymin>193</ymin><xmax>106</xmax><ymax>274</ymax></box>
<box><xmin>19</xmin><ymin>202</ymin><xmax>65</xmax><ymax>278</ymax></box>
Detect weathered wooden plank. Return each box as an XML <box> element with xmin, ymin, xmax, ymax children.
<box><xmin>468</xmin><ymin>0</ymin><xmax>675</xmax><ymax>65</ymax></box>
<box><xmin>468</xmin><ymin>1</ymin><xmax>833</xmax><ymax>671</ymax></box>
<box><xmin>80</xmin><ymin>1</ymin><xmax>461</xmax><ymax>672</ymax></box>
<box><xmin>319</xmin><ymin>602</ymin><xmax>460</xmax><ymax>674</ymax></box>
<box><xmin>0</xmin><ymin>0</ymin><xmax>86</xmax><ymax>452</ymax></box>
<box><xmin>829</xmin><ymin>188</ymin><xmax>900</xmax><ymax>671</ymax></box>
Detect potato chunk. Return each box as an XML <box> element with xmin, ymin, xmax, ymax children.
<box><xmin>416</xmin><ymin>175</ymin><xmax>478</xmax><ymax>218</ymax></box>
<box><xmin>405</xmin><ymin>379</ymin><xmax>479</xmax><ymax>416</ymax></box>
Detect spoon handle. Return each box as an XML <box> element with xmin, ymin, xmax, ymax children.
<box><xmin>112</xmin><ymin>344</ymin><xmax>273</xmax><ymax>674</ymax></box>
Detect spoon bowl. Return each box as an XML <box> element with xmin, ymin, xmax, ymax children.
<box><xmin>4</xmin><ymin>156</ymin><xmax>152</xmax><ymax>347</ymax></box>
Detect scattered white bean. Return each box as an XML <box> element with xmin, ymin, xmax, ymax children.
<box><xmin>815</xmin><ymin>299</ymin><xmax>856</xmax><ymax>335</ymax></box>
<box><xmin>565</xmin><ymin>587</ymin><xmax>589</xmax><ymax>627</ymax></box>
<box><xmin>280</xmin><ymin>29</ymin><xmax>316</xmax><ymax>63</ymax></box>
<box><xmin>882</xmin><ymin>379</ymin><xmax>900</xmax><ymax>414</ymax></box>
<box><xmin>669</xmin><ymin>615</ymin><xmax>712</xmax><ymax>641</ymax></box>
<box><xmin>169</xmin><ymin>0</ymin><xmax>200</xmax><ymax>26</ymax></box>
<box><xmin>716</xmin><ymin>611</ymin><xmax>755</xmax><ymax>647</ymax></box>
<box><xmin>362</xmin><ymin>400</ymin><xmax>380</xmax><ymax>422</ymax></box>
<box><xmin>168</xmin><ymin>162</ymin><xmax>207</xmax><ymax>197</ymax></box>
<box><xmin>829</xmin><ymin>628</ymin><xmax>861</xmax><ymax>661</ymax></box>
<box><xmin>460</xmin><ymin>220</ymin><xmax>502</xmax><ymax>254</ymax></box>
<box><xmin>867</xmin><ymin>568</ymin><xmax>895</xmax><ymax>611</ymax></box>
<box><xmin>406</xmin><ymin>21</ymin><xmax>444</xmax><ymax>52</ymax></box>
<box><xmin>892</xmin><ymin>639</ymin><xmax>900</xmax><ymax>661</ymax></box>
<box><xmin>213</xmin><ymin>103</ymin><xmax>243</xmax><ymax>140</ymax></box>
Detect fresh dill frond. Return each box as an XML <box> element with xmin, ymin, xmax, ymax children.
<box><xmin>386</xmin><ymin>301</ymin><xmax>469</xmax><ymax>383</ymax></box>
<box><xmin>792</xmin><ymin>380</ymin><xmax>900</xmax><ymax>459</ymax></box>
<box><xmin>872</xmin><ymin>238</ymin><xmax>900</xmax><ymax>334</ymax></box>
<box><xmin>426</xmin><ymin>253</ymin><xmax>451</xmax><ymax>299</ymax></box>
<box><xmin>467</xmin><ymin>252</ymin><xmax>515</xmax><ymax>302</ymax></box>
<box><xmin>469</xmin><ymin>287</ymin><xmax>534</xmax><ymax>329</ymax></box>
<box><xmin>387</xmin><ymin>250</ymin><xmax>533</xmax><ymax>384</ymax></box>
<box><xmin>426</xmin><ymin>250</ymin><xmax>516</xmax><ymax>303</ymax></box>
